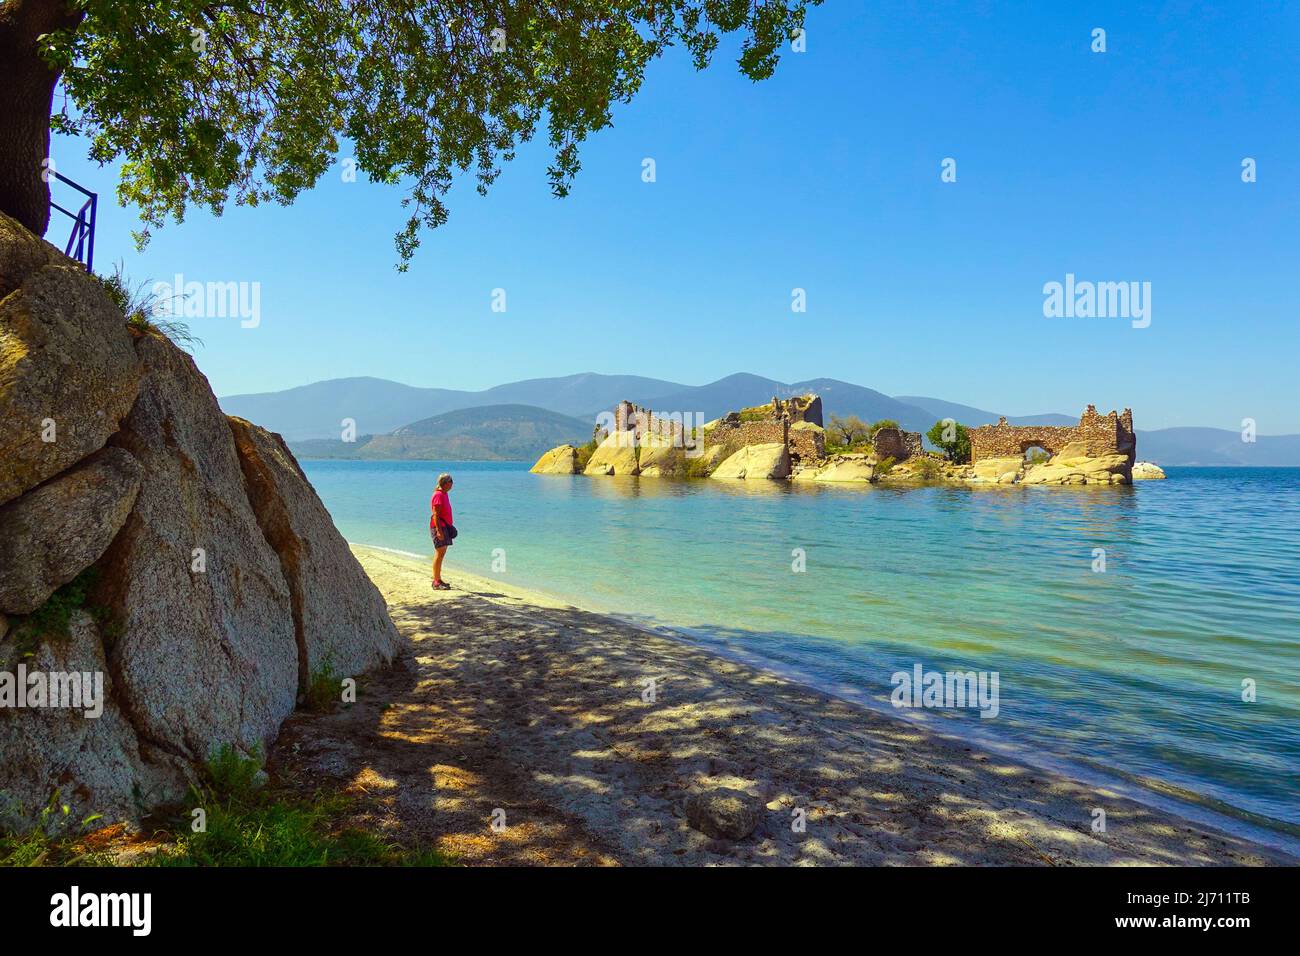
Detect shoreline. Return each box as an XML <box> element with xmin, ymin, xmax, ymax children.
<box><xmin>352</xmin><ymin>543</ymin><xmax>1299</xmax><ymax>855</ymax></box>
<box><xmin>300</xmin><ymin>542</ymin><xmax>1295</xmax><ymax>865</ymax></box>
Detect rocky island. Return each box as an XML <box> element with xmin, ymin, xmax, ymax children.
<box><xmin>533</xmin><ymin>395</ymin><xmax>1167</xmax><ymax>486</ymax></box>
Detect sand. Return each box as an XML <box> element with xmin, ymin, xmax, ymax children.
<box><xmin>265</xmin><ymin>544</ymin><xmax>1294</xmax><ymax>866</ymax></box>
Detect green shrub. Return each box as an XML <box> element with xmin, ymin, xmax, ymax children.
<box><xmin>304</xmin><ymin>663</ymin><xmax>344</xmax><ymax>714</ymax></box>
<box><xmin>874</xmin><ymin>455</ymin><xmax>896</xmax><ymax>476</ymax></box>
<box><xmin>926</xmin><ymin>420</ymin><xmax>972</xmax><ymax>464</ymax></box>
<box><xmin>911</xmin><ymin>456</ymin><xmax>943</xmax><ymax>480</ymax></box>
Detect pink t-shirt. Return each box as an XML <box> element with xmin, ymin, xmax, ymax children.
<box><xmin>431</xmin><ymin>489</ymin><xmax>452</xmax><ymax>529</ymax></box>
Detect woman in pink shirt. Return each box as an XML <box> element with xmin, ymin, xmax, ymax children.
<box><xmin>430</xmin><ymin>472</ymin><xmax>455</xmax><ymax>589</ymax></box>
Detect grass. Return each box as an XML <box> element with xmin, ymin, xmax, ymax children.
<box><xmin>2</xmin><ymin>567</ymin><xmax>119</xmax><ymax>666</ymax></box>
<box><xmin>96</xmin><ymin>261</ymin><xmax>201</xmax><ymax>352</ymax></box>
<box><xmin>1</xmin><ymin>747</ymin><xmax>452</xmax><ymax>868</ymax></box>
<box><xmin>0</xmin><ymin>792</ymin><xmax>108</xmax><ymax>867</ymax></box>
<box><xmin>303</xmin><ymin>662</ymin><xmax>342</xmax><ymax>713</ymax></box>
<box><xmin>148</xmin><ymin>745</ymin><xmax>451</xmax><ymax>867</ymax></box>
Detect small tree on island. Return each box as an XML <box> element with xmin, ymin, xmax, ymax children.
<box><xmin>926</xmin><ymin>419</ymin><xmax>971</xmax><ymax>463</ymax></box>
<box><xmin>867</xmin><ymin>418</ymin><xmax>899</xmax><ymax>437</ymax></box>
<box><xmin>0</xmin><ymin>0</ymin><xmax>818</xmax><ymax>265</ymax></box>
<box><xmin>827</xmin><ymin>414</ymin><xmax>870</xmax><ymax>449</ymax></box>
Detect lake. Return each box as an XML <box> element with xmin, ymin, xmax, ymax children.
<box><xmin>302</xmin><ymin>460</ymin><xmax>1300</xmax><ymax>842</ymax></box>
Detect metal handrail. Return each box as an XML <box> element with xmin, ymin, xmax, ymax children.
<box><xmin>48</xmin><ymin>172</ymin><xmax>97</xmax><ymax>273</ymax></box>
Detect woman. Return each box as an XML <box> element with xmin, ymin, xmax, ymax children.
<box><xmin>430</xmin><ymin>472</ymin><xmax>455</xmax><ymax>590</ymax></box>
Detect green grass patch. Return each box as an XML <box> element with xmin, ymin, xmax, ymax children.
<box><xmin>3</xmin><ymin>568</ymin><xmax>119</xmax><ymax>665</ymax></box>
<box><xmin>147</xmin><ymin>745</ymin><xmax>450</xmax><ymax>867</ymax></box>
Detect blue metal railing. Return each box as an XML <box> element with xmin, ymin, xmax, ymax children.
<box><xmin>48</xmin><ymin>172</ymin><xmax>97</xmax><ymax>273</ymax></box>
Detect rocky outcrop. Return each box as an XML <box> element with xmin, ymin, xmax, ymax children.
<box><xmin>228</xmin><ymin>417</ymin><xmax>402</xmax><ymax>692</ymax></box>
<box><xmin>92</xmin><ymin>334</ymin><xmax>301</xmax><ymax>767</ymax></box>
<box><xmin>530</xmin><ymin>444</ymin><xmax>579</xmax><ymax>474</ymax></box>
<box><xmin>1020</xmin><ymin>441</ymin><xmax>1131</xmax><ymax>485</ymax></box>
<box><xmin>635</xmin><ymin>433</ymin><xmax>685</xmax><ymax>478</ymax></box>
<box><xmin>793</xmin><ymin>454</ymin><xmax>875</xmax><ymax>483</ymax></box>
<box><xmin>0</xmin><ymin>447</ymin><xmax>142</xmax><ymax>614</ymax></box>
<box><xmin>0</xmin><ymin>612</ymin><xmax>184</xmax><ymax>829</ymax></box>
<box><xmin>1132</xmin><ymin>461</ymin><xmax>1166</xmax><ymax>480</ymax></box>
<box><xmin>583</xmin><ymin>432</ymin><xmax>640</xmax><ymax>476</ymax></box>
<box><xmin>0</xmin><ymin>212</ymin><xmax>404</xmax><ymax>829</ymax></box>
<box><xmin>968</xmin><ymin>456</ymin><xmax>1024</xmax><ymax>484</ymax></box>
<box><xmin>0</xmin><ymin>249</ymin><xmax>141</xmax><ymax>506</ymax></box>
<box><xmin>710</xmin><ymin>442</ymin><xmax>790</xmax><ymax>480</ymax></box>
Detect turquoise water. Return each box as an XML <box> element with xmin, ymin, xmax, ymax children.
<box><xmin>303</xmin><ymin>460</ymin><xmax>1300</xmax><ymax>838</ymax></box>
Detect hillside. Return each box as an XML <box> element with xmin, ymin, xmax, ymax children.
<box><xmin>221</xmin><ymin>373</ymin><xmax>684</xmax><ymax>440</ymax></box>
<box><xmin>289</xmin><ymin>404</ymin><xmax>591</xmax><ymax>461</ymax></box>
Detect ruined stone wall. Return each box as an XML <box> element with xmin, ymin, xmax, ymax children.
<box><xmin>614</xmin><ymin>400</ymin><xmax>686</xmax><ymax>446</ymax></box>
<box><xmin>969</xmin><ymin>405</ymin><xmax>1136</xmax><ymax>463</ymax></box>
<box><xmin>871</xmin><ymin>427</ymin><xmax>923</xmax><ymax>461</ymax></box>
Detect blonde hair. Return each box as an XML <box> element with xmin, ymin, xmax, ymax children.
<box><xmin>437</xmin><ymin>472</ymin><xmax>453</xmax><ymax>488</ymax></box>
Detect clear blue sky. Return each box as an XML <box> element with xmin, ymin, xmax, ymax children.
<box><xmin>50</xmin><ymin>0</ymin><xmax>1299</xmax><ymax>432</ymax></box>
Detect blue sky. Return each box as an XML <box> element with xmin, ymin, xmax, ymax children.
<box><xmin>49</xmin><ymin>1</ymin><xmax>1299</xmax><ymax>431</ymax></box>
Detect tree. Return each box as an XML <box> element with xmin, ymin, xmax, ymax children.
<box><xmin>926</xmin><ymin>419</ymin><xmax>971</xmax><ymax>463</ymax></box>
<box><xmin>2</xmin><ymin>0</ymin><xmax>819</xmax><ymax>265</ymax></box>
<box><xmin>827</xmin><ymin>413</ymin><xmax>869</xmax><ymax>448</ymax></box>
<box><xmin>867</xmin><ymin>418</ymin><xmax>898</xmax><ymax>437</ymax></box>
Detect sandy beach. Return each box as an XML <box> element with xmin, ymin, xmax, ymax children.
<box><xmin>265</xmin><ymin>544</ymin><xmax>1294</xmax><ymax>866</ymax></box>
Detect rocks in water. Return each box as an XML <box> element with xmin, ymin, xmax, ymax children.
<box><xmin>968</xmin><ymin>456</ymin><xmax>1024</xmax><ymax>484</ymax></box>
<box><xmin>530</xmin><ymin>444</ymin><xmax>579</xmax><ymax>474</ymax></box>
<box><xmin>1132</xmin><ymin>461</ymin><xmax>1167</xmax><ymax>480</ymax></box>
<box><xmin>1020</xmin><ymin>450</ymin><xmax>1131</xmax><ymax>485</ymax></box>
<box><xmin>795</xmin><ymin>454</ymin><xmax>875</xmax><ymax>483</ymax></box>
<box><xmin>228</xmin><ymin>416</ymin><xmax>402</xmax><ymax>692</ymax></box>
<box><xmin>0</xmin><ymin>447</ymin><xmax>142</xmax><ymax>614</ymax></box>
<box><xmin>635</xmin><ymin>433</ymin><xmax>685</xmax><ymax>477</ymax></box>
<box><xmin>0</xmin><ymin>252</ymin><xmax>141</xmax><ymax>506</ymax></box>
<box><xmin>583</xmin><ymin>432</ymin><xmax>640</xmax><ymax>476</ymax></box>
<box><xmin>685</xmin><ymin>787</ymin><xmax>764</xmax><ymax>840</ymax></box>
<box><xmin>710</xmin><ymin>442</ymin><xmax>790</xmax><ymax>480</ymax></box>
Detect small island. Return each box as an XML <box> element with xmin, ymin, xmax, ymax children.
<box><xmin>533</xmin><ymin>396</ymin><xmax>1167</xmax><ymax>485</ymax></box>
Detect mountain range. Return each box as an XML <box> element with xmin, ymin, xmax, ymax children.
<box><xmin>217</xmin><ymin>373</ymin><xmax>1300</xmax><ymax>466</ymax></box>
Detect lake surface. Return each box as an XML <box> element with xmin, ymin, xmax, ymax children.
<box><xmin>303</xmin><ymin>460</ymin><xmax>1300</xmax><ymax>841</ymax></box>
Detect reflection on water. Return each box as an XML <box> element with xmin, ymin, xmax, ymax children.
<box><xmin>305</xmin><ymin>460</ymin><xmax>1300</xmax><ymax>836</ymax></box>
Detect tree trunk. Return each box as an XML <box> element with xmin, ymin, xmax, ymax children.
<box><xmin>0</xmin><ymin>0</ymin><xmax>85</xmax><ymax>237</ymax></box>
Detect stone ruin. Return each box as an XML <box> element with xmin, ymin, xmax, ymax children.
<box><xmin>708</xmin><ymin>394</ymin><xmax>825</xmax><ymax>464</ymax></box>
<box><xmin>871</xmin><ymin>427</ymin><xmax>924</xmax><ymax>461</ymax></box>
<box><xmin>968</xmin><ymin>405</ymin><xmax>1135</xmax><ymax>464</ymax></box>
<box><xmin>612</xmin><ymin>400</ymin><xmax>687</xmax><ymax>447</ymax></box>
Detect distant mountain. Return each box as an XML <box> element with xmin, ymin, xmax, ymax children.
<box><xmin>895</xmin><ymin>396</ymin><xmax>1077</xmax><ymax>428</ymax></box>
<box><xmin>230</xmin><ymin>372</ymin><xmax>1300</xmax><ymax>466</ymax></box>
<box><xmin>221</xmin><ymin>373</ymin><xmax>684</xmax><ymax>440</ymax></box>
<box><xmin>1135</xmin><ymin>428</ymin><xmax>1300</xmax><ymax>467</ymax></box>
<box><xmin>288</xmin><ymin>404</ymin><xmax>591</xmax><ymax>461</ymax></box>
<box><xmin>627</xmin><ymin>374</ymin><xmax>939</xmax><ymax>432</ymax></box>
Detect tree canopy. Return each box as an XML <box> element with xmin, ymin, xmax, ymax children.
<box><xmin>2</xmin><ymin>0</ymin><xmax>819</xmax><ymax>265</ymax></box>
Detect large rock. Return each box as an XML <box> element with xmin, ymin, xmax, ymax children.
<box><xmin>1021</xmin><ymin>450</ymin><xmax>1132</xmax><ymax>485</ymax></box>
<box><xmin>1132</xmin><ymin>461</ymin><xmax>1167</xmax><ymax>480</ymax></box>
<box><xmin>0</xmin><ymin>447</ymin><xmax>143</xmax><ymax>614</ymax></box>
<box><xmin>969</xmin><ymin>456</ymin><xmax>1024</xmax><ymax>484</ymax></box>
<box><xmin>0</xmin><ymin>612</ymin><xmax>187</xmax><ymax>829</ymax></box>
<box><xmin>530</xmin><ymin>444</ymin><xmax>579</xmax><ymax>474</ymax></box>
<box><xmin>1</xmin><ymin>211</ymin><xmax>57</xmax><ymax>300</ymax></box>
<box><xmin>710</xmin><ymin>442</ymin><xmax>790</xmax><ymax>480</ymax></box>
<box><xmin>0</xmin><ymin>239</ymin><xmax>141</xmax><ymax>506</ymax></box>
<box><xmin>685</xmin><ymin>787</ymin><xmax>763</xmax><ymax>840</ymax></box>
<box><xmin>583</xmin><ymin>432</ymin><xmax>640</xmax><ymax>476</ymax></box>
<box><xmin>228</xmin><ymin>417</ymin><xmax>402</xmax><ymax>691</ymax></box>
<box><xmin>92</xmin><ymin>334</ymin><xmax>300</xmax><ymax>763</ymax></box>
<box><xmin>795</xmin><ymin>454</ymin><xmax>875</xmax><ymax>483</ymax></box>
<box><xmin>635</xmin><ymin>432</ymin><xmax>685</xmax><ymax>478</ymax></box>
